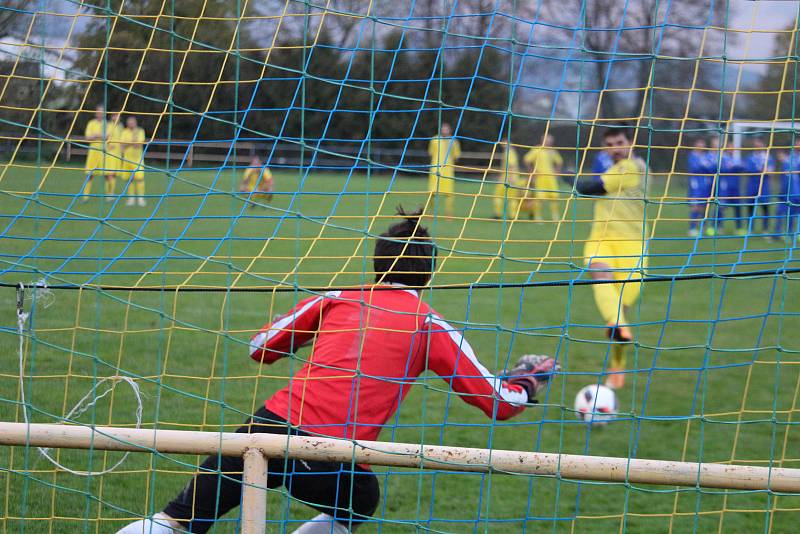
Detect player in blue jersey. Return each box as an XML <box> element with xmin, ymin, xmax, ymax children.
<box><xmin>743</xmin><ymin>137</ymin><xmax>775</xmax><ymax>234</ymax></box>
<box><xmin>775</xmin><ymin>136</ymin><xmax>800</xmax><ymax>243</ymax></box>
<box><xmin>712</xmin><ymin>137</ymin><xmax>745</xmax><ymax>235</ymax></box>
<box><xmin>686</xmin><ymin>138</ymin><xmax>713</xmax><ymax>237</ymax></box>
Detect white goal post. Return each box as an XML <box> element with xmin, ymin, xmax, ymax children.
<box><xmin>729</xmin><ymin>120</ymin><xmax>799</xmax><ymax>149</ymax></box>
<box><xmin>2</xmin><ymin>422</ymin><xmax>800</xmax><ymax>533</ymax></box>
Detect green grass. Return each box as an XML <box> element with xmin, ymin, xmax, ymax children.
<box><xmin>1</xmin><ymin>163</ymin><xmax>800</xmax><ymax>533</ymax></box>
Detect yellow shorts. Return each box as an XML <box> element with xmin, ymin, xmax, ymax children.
<box><xmin>85</xmin><ymin>149</ymin><xmax>109</xmax><ymax>174</ymax></box>
<box><xmin>492</xmin><ymin>182</ymin><xmax>505</xmax><ymax>199</ymax></box>
<box><xmin>121</xmin><ymin>160</ymin><xmax>145</xmax><ymax>181</ymax></box>
<box><xmin>583</xmin><ymin>238</ymin><xmax>648</xmax><ymax>277</ymax></box>
<box><xmin>510</xmin><ymin>177</ymin><xmax>532</xmax><ymax>201</ymax></box>
<box><xmin>428</xmin><ymin>173</ymin><xmax>454</xmax><ymax>195</ymax></box>
<box><xmin>108</xmin><ymin>153</ymin><xmax>124</xmax><ymax>174</ymax></box>
<box><xmin>535</xmin><ymin>176</ymin><xmax>558</xmax><ymax>200</ymax></box>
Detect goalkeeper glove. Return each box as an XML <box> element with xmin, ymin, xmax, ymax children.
<box><xmin>507</xmin><ymin>354</ymin><xmax>560</xmax><ymax>403</ymax></box>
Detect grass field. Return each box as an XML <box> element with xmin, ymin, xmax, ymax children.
<box><xmin>2</xmin><ymin>163</ymin><xmax>800</xmax><ymax>533</ymax></box>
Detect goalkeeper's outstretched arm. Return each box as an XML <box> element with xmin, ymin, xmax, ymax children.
<box><xmin>249</xmin><ymin>292</ymin><xmax>329</xmax><ymax>363</ymax></box>
<box><xmin>424</xmin><ymin>314</ymin><xmax>559</xmax><ymax>420</ymax></box>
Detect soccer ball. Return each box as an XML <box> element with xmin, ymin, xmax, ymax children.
<box><xmin>574</xmin><ymin>384</ymin><xmax>618</xmax><ymax>424</ymax></box>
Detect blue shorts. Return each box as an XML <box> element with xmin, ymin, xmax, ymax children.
<box><xmin>777</xmin><ymin>200</ymin><xmax>800</xmax><ymax>215</ymax></box>
<box><xmin>746</xmin><ymin>183</ymin><xmax>770</xmax><ymax>202</ymax></box>
<box><xmin>717</xmin><ymin>179</ymin><xmax>740</xmax><ymax>201</ymax></box>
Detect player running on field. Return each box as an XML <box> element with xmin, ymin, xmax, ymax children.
<box><xmin>238</xmin><ymin>155</ymin><xmax>274</xmax><ymax>208</ymax></box>
<box><xmin>121</xmin><ymin>116</ymin><xmax>147</xmax><ymax>207</ymax></box>
<box><xmin>563</xmin><ymin>125</ymin><xmax>648</xmax><ymax>389</ymax></box>
<box><xmin>117</xmin><ymin>208</ymin><xmax>559</xmax><ymax>534</ymax></box>
<box><xmin>427</xmin><ymin>122</ymin><xmax>461</xmax><ymax>218</ymax></box>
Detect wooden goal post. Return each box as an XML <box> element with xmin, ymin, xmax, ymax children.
<box><xmin>2</xmin><ymin>422</ymin><xmax>799</xmax><ymax>533</ymax></box>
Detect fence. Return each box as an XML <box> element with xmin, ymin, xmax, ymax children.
<box><xmin>2</xmin><ymin>422</ymin><xmax>799</xmax><ymax>533</ymax></box>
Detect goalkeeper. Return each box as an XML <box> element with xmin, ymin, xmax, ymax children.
<box><xmin>118</xmin><ymin>207</ymin><xmax>559</xmax><ymax>534</ymax></box>
<box><xmin>562</xmin><ymin>125</ymin><xmax>648</xmax><ymax>389</ymax></box>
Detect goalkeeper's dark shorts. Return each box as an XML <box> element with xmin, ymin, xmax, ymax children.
<box><xmin>163</xmin><ymin>406</ymin><xmax>380</xmax><ymax>533</ymax></box>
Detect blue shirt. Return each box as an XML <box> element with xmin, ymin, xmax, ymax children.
<box><xmin>743</xmin><ymin>151</ymin><xmax>772</xmax><ymax>176</ymax></box>
<box><xmin>704</xmin><ymin>149</ymin><xmax>720</xmax><ymax>175</ymax></box>
<box><xmin>718</xmin><ymin>152</ymin><xmax>741</xmax><ymax>187</ymax></box>
<box><xmin>781</xmin><ymin>152</ymin><xmax>800</xmax><ymax>202</ymax></box>
<box><xmin>687</xmin><ymin>150</ymin><xmax>713</xmax><ymax>196</ymax></box>
<box><xmin>687</xmin><ymin>150</ymin><xmax>710</xmax><ymax>177</ymax></box>
<box><xmin>743</xmin><ymin>151</ymin><xmax>773</xmax><ymax>197</ymax></box>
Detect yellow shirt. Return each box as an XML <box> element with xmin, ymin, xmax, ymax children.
<box><xmin>121</xmin><ymin>126</ymin><xmax>146</xmax><ymax>162</ymax></box>
<box><xmin>494</xmin><ymin>144</ymin><xmax>521</xmax><ymax>184</ymax></box>
<box><xmin>242</xmin><ymin>167</ymin><xmax>273</xmax><ymax>192</ymax></box>
<box><xmin>590</xmin><ymin>158</ymin><xmax>648</xmax><ymax>240</ymax></box>
<box><xmin>523</xmin><ymin>146</ymin><xmax>562</xmax><ymax>178</ymax></box>
<box><xmin>85</xmin><ymin>119</ymin><xmax>106</xmax><ymax>150</ymax></box>
<box><xmin>428</xmin><ymin>136</ymin><xmax>461</xmax><ymax>169</ymax></box>
<box><xmin>108</xmin><ymin>122</ymin><xmax>125</xmax><ymax>157</ymax></box>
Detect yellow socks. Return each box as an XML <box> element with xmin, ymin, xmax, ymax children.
<box><xmin>125</xmin><ymin>180</ymin><xmax>144</xmax><ymax>197</ymax></box>
<box><xmin>610</xmin><ymin>343</ymin><xmax>627</xmax><ymax>369</ymax></box>
<box><xmin>549</xmin><ymin>201</ymin><xmax>559</xmax><ymax>221</ymax></box>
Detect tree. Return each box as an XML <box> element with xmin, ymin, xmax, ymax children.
<box><xmin>0</xmin><ymin>0</ymin><xmax>27</xmax><ymax>40</ymax></box>
<box><xmin>747</xmin><ymin>21</ymin><xmax>799</xmax><ymax>123</ymax></box>
<box><xmin>73</xmin><ymin>0</ymin><xmax>263</xmax><ymax>140</ymax></box>
<box><xmin>541</xmin><ymin>0</ymin><xmax>734</xmax><ymax>120</ymax></box>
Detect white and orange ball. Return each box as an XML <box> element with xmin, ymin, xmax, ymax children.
<box><xmin>574</xmin><ymin>384</ymin><xmax>617</xmax><ymax>424</ymax></box>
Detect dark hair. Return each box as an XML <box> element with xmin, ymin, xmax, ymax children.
<box><xmin>374</xmin><ymin>207</ymin><xmax>436</xmax><ymax>288</ymax></box>
<box><xmin>603</xmin><ymin>123</ymin><xmax>632</xmax><ymax>141</ymax></box>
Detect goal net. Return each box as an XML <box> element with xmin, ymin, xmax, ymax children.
<box><xmin>2</xmin><ymin>1</ymin><xmax>800</xmax><ymax>532</ymax></box>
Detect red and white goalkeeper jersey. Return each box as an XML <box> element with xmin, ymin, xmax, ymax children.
<box><xmin>249</xmin><ymin>286</ymin><xmax>529</xmax><ymax>442</ymax></box>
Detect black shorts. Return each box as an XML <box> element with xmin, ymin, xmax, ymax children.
<box><xmin>163</xmin><ymin>407</ymin><xmax>379</xmax><ymax>533</ymax></box>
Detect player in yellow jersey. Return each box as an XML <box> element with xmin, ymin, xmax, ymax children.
<box><xmin>427</xmin><ymin>122</ymin><xmax>461</xmax><ymax>217</ymax></box>
<box><xmin>524</xmin><ymin>133</ymin><xmax>563</xmax><ymax>221</ymax></box>
<box><xmin>103</xmin><ymin>112</ymin><xmax>125</xmax><ymax>201</ymax></box>
<box><xmin>567</xmin><ymin>126</ymin><xmax>648</xmax><ymax>389</ymax></box>
<box><xmin>239</xmin><ymin>156</ymin><xmax>274</xmax><ymax>208</ymax></box>
<box><xmin>81</xmin><ymin>105</ymin><xmax>108</xmax><ymax>202</ymax></box>
<box><xmin>121</xmin><ymin>116</ymin><xmax>147</xmax><ymax>207</ymax></box>
<box><xmin>491</xmin><ymin>140</ymin><xmax>524</xmax><ymax>218</ymax></box>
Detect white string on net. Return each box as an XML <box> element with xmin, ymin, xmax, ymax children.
<box><xmin>16</xmin><ymin>282</ymin><xmax>143</xmax><ymax>476</ymax></box>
